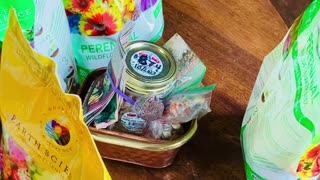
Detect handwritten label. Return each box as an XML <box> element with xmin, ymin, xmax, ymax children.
<box><xmin>130</xmin><ymin>50</ymin><xmax>163</xmax><ymax>77</ymax></box>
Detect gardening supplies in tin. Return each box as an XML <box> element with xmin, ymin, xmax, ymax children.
<box><xmin>241</xmin><ymin>0</ymin><xmax>320</xmax><ymax>179</ymax></box>
<box><xmin>0</xmin><ymin>10</ymin><xmax>110</xmax><ymax>179</ymax></box>
<box><xmin>63</xmin><ymin>0</ymin><xmax>164</xmax><ymax>84</ymax></box>
<box><xmin>113</xmin><ymin>35</ymin><xmax>215</xmax><ymax>140</ymax></box>
<box><xmin>33</xmin><ymin>0</ymin><xmax>77</xmax><ymax>92</ymax></box>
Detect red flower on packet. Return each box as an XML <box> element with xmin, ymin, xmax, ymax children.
<box><xmin>297</xmin><ymin>144</ymin><xmax>320</xmax><ymax>178</ymax></box>
<box><xmin>3</xmin><ymin>150</ymin><xmax>12</xmax><ymax>179</ymax></box>
<box><xmin>0</xmin><ymin>136</ymin><xmax>40</xmax><ymax>179</ymax></box>
<box><xmin>64</xmin><ymin>0</ymin><xmax>136</xmax><ymax>36</ymax></box>
<box><xmin>306</xmin><ymin>144</ymin><xmax>320</xmax><ymax>159</ymax></box>
<box><xmin>64</xmin><ymin>0</ymin><xmax>95</xmax><ymax>13</ymax></box>
<box><xmin>79</xmin><ymin>4</ymin><xmax>123</xmax><ymax>36</ymax></box>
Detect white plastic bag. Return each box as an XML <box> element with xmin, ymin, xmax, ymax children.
<box><xmin>241</xmin><ymin>1</ymin><xmax>320</xmax><ymax>179</ymax></box>
<box><xmin>34</xmin><ymin>0</ymin><xmax>77</xmax><ymax>92</ymax></box>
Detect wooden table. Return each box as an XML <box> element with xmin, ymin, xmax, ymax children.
<box><xmin>104</xmin><ymin>0</ymin><xmax>288</xmax><ymax>179</ymax></box>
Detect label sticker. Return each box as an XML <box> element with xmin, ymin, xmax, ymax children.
<box><xmin>121</xmin><ymin>112</ymin><xmax>147</xmax><ymax>133</ymax></box>
<box><xmin>130</xmin><ymin>50</ymin><xmax>163</xmax><ymax>77</ymax></box>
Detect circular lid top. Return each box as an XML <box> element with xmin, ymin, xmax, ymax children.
<box><xmin>125</xmin><ymin>41</ymin><xmax>177</xmax><ymax>95</ymax></box>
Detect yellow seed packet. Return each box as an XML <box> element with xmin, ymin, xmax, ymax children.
<box><xmin>0</xmin><ymin>9</ymin><xmax>111</xmax><ymax>180</ymax></box>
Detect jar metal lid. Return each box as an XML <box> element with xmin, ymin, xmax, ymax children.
<box><xmin>124</xmin><ymin>41</ymin><xmax>177</xmax><ymax>95</ymax></box>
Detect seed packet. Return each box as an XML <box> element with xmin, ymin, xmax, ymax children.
<box><xmin>164</xmin><ymin>33</ymin><xmax>207</xmax><ymax>96</ymax></box>
<box><xmin>63</xmin><ymin>0</ymin><xmax>164</xmax><ymax>83</ymax></box>
<box><xmin>0</xmin><ymin>0</ymin><xmax>35</xmax><ymax>49</ymax></box>
<box><xmin>241</xmin><ymin>0</ymin><xmax>320</xmax><ymax>179</ymax></box>
<box><xmin>33</xmin><ymin>0</ymin><xmax>77</xmax><ymax>92</ymax></box>
<box><xmin>78</xmin><ymin>21</ymin><xmax>132</xmax><ymax>129</ymax></box>
<box><xmin>0</xmin><ymin>10</ymin><xmax>110</xmax><ymax>179</ymax></box>
<box><xmin>82</xmin><ymin>70</ymin><xmax>114</xmax><ymax>124</ymax></box>
<box><xmin>93</xmin><ymin>96</ymin><xmax>118</xmax><ymax>129</ymax></box>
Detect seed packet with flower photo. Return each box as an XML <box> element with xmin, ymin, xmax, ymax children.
<box><xmin>0</xmin><ymin>0</ymin><xmax>35</xmax><ymax>49</ymax></box>
<box><xmin>63</xmin><ymin>0</ymin><xmax>164</xmax><ymax>84</ymax></box>
<box><xmin>164</xmin><ymin>34</ymin><xmax>207</xmax><ymax>96</ymax></box>
<box><xmin>0</xmin><ymin>10</ymin><xmax>110</xmax><ymax>180</ymax></box>
<box><xmin>78</xmin><ymin>21</ymin><xmax>131</xmax><ymax>128</ymax></box>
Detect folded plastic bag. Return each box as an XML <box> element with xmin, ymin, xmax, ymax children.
<box><xmin>162</xmin><ymin>85</ymin><xmax>215</xmax><ymax>124</ymax></box>
<box><xmin>241</xmin><ymin>1</ymin><xmax>320</xmax><ymax>179</ymax></box>
<box><xmin>0</xmin><ymin>9</ymin><xmax>110</xmax><ymax>179</ymax></box>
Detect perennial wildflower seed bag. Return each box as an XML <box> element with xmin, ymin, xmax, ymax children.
<box><xmin>0</xmin><ymin>9</ymin><xmax>110</xmax><ymax>180</ymax></box>
<box><xmin>63</xmin><ymin>0</ymin><xmax>164</xmax><ymax>83</ymax></box>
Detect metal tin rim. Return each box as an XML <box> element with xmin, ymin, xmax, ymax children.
<box><xmin>91</xmin><ymin>120</ymin><xmax>197</xmax><ymax>151</ymax></box>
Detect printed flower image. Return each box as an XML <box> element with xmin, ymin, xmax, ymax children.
<box><xmin>45</xmin><ymin>120</ymin><xmax>71</xmax><ymax>146</ymax></box>
<box><xmin>79</xmin><ymin>4</ymin><xmax>123</xmax><ymax>36</ymax></box>
<box><xmin>1</xmin><ymin>134</ymin><xmax>42</xmax><ymax>180</ymax></box>
<box><xmin>12</xmin><ymin>167</ymin><xmax>31</xmax><ymax>180</ymax></box>
<box><xmin>64</xmin><ymin>0</ymin><xmax>95</xmax><ymax>13</ymax></box>
<box><xmin>2</xmin><ymin>149</ymin><xmax>13</xmax><ymax>179</ymax></box>
<box><xmin>67</xmin><ymin>14</ymin><xmax>81</xmax><ymax>34</ymax></box>
<box><xmin>123</xmin><ymin>0</ymin><xmax>137</xmax><ymax>21</ymax></box>
<box><xmin>8</xmin><ymin>137</ymin><xmax>28</xmax><ymax>167</ymax></box>
<box><xmin>64</xmin><ymin>0</ymin><xmax>137</xmax><ymax>36</ymax></box>
<box><xmin>297</xmin><ymin>144</ymin><xmax>320</xmax><ymax>178</ymax></box>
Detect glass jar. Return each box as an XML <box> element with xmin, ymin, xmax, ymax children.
<box><xmin>118</xmin><ymin>41</ymin><xmax>178</xmax><ymax>136</ymax></box>
<box><xmin>124</xmin><ymin>41</ymin><xmax>177</xmax><ymax>99</ymax></box>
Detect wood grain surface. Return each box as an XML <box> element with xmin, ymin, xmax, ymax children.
<box><xmin>104</xmin><ymin>0</ymin><xmax>288</xmax><ymax>179</ymax></box>
<box><xmin>271</xmin><ymin>0</ymin><xmax>311</xmax><ymax>26</ymax></box>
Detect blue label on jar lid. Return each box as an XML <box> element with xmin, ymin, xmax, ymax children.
<box><xmin>130</xmin><ymin>50</ymin><xmax>163</xmax><ymax>77</ymax></box>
